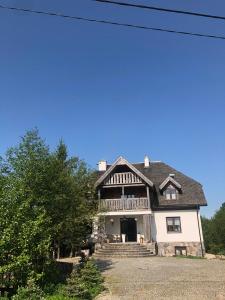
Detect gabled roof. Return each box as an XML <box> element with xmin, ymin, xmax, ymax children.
<box><xmin>95</xmin><ymin>156</ymin><xmax>154</xmax><ymax>188</ymax></box>
<box><xmin>159</xmin><ymin>176</ymin><xmax>182</xmax><ymax>191</ymax></box>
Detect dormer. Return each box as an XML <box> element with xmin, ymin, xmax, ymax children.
<box><xmin>159</xmin><ymin>175</ymin><xmax>182</xmax><ymax>200</ymax></box>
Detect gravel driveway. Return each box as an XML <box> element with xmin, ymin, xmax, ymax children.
<box><xmin>96</xmin><ymin>257</ymin><xmax>225</xmax><ymax>300</ymax></box>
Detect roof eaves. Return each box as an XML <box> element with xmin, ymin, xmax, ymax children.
<box><xmin>95</xmin><ymin>156</ymin><xmax>154</xmax><ymax>188</ymax></box>
<box><xmin>159</xmin><ymin>176</ymin><xmax>182</xmax><ymax>190</ymax></box>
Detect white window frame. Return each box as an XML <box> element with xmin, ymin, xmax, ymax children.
<box><xmin>164</xmin><ymin>185</ymin><xmax>178</xmax><ymax>200</ymax></box>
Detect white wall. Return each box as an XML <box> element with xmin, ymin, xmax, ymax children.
<box><xmin>152</xmin><ymin>210</ymin><xmax>202</xmax><ymax>243</ymax></box>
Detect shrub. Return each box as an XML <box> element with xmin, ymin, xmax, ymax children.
<box><xmin>217</xmin><ymin>250</ymin><xmax>225</xmax><ymax>256</ymax></box>
<box><xmin>45</xmin><ymin>295</ymin><xmax>70</xmax><ymax>300</ymax></box>
<box><xmin>44</xmin><ymin>283</ymin><xmax>71</xmax><ymax>300</ymax></box>
<box><xmin>208</xmin><ymin>244</ymin><xmax>225</xmax><ymax>255</ymax></box>
<box><xmin>0</xmin><ymin>290</ymin><xmax>9</xmax><ymax>299</ymax></box>
<box><xmin>63</xmin><ymin>259</ymin><xmax>104</xmax><ymax>300</ymax></box>
<box><xmin>12</xmin><ymin>279</ymin><xmax>45</xmax><ymax>300</ymax></box>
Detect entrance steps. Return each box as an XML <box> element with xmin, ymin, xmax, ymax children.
<box><xmin>94</xmin><ymin>243</ymin><xmax>155</xmax><ymax>258</ymax></box>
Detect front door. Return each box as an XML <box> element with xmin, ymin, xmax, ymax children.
<box><xmin>120</xmin><ymin>218</ymin><xmax>137</xmax><ymax>242</ymax></box>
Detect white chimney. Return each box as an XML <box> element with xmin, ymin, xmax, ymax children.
<box><xmin>98</xmin><ymin>160</ymin><xmax>107</xmax><ymax>171</ymax></box>
<box><xmin>144</xmin><ymin>155</ymin><xmax>150</xmax><ymax>168</ymax></box>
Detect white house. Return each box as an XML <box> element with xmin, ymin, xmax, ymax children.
<box><xmin>93</xmin><ymin>156</ymin><xmax>207</xmax><ymax>257</ymax></box>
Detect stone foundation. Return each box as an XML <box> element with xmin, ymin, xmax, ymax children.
<box><xmin>157</xmin><ymin>242</ymin><xmax>204</xmax><ymax>257</ymax></box>
<box><xmin>145</xmin><ymin>242</ymin><xmax>157</xmax><ymax>255</ymax></box>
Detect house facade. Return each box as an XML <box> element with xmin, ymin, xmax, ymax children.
<box><xmin>93</xmin><ymin>156</ymin><xmax>207</xmax><ymax>257</ymax></box>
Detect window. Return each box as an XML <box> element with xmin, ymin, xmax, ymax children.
<box><xmin>166</xmin><ymin>217</ymin><xmax>181</xmax><ymax>233</ymax></box>
<box><xmin>164</xmin><ymin>185</ymin><xmax>177</xmax><ymax>200</ymax></box>
<box><xmin>175</xmin><ymin>246</ymin><xmax>187</xmax><ymax>256</ymax></box>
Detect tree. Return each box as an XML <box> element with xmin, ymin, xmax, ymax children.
<box><xmin>0</xmin><ymin>129</ymin><xmax>97</xmax><ymax>291</ymax></box>
<box><xmin>202</xmin><ymin>202</ymin><xmax>225</xmax><ymax>255</ymax></box>
<box><xmin>211</xmin><ymin>203</ymin><xmax>225</xmax><ymax>253</ymax></box>
<box><xmin>0</xmin><ymin>129</ymin><xmax>52</xmax><ymax>288</ymax></box>
<box><xmin>201</xmin><ymin>216</ymin><xmax>213</xmax><ymax>252</ymax></box>
<box><xmin>63</xmin><ymin>259</ymin><xmax>103</xmax><ymax>299</ymax></box>
<box><xmin>45</xmin><ymin>141</ymin><xmax>97</xmax><ymax>258</ymax></box>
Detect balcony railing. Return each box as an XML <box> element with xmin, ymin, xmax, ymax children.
<box><xmin>104</xmin><ymin>172</ymin><xmax>142</xmax><ymax>185</ymax></box>
<box><xmin>99</xmin><ymin>197</ymin><xmax>150</xmax><ymax>211</ymax></box>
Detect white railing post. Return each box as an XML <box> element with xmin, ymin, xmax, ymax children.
<box><xmin>104</xmin><ymin>171</ymin><xmax>144</xmax><ymax>185</ymax></box>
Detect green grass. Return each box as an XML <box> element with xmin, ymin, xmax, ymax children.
<box><xmin>175</xmin><ymin>255</ymin><xmax>205</xmax><ymax>259</ymax></box>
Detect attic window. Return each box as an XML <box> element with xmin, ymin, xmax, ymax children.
<box><xmin>164</xmin><ymin>185</ymin><xmax>178</xmax><ymax>200</ymax></box>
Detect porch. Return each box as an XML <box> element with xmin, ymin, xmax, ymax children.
<box><xmin>100</xmin><ymin>214</ymin><xmax>152</xmax><ymax>244</ymax></box>
<box><xmin>98</xmin><ymin>183</ymin><xmax>151</xmax><ymax>212</ymax></box>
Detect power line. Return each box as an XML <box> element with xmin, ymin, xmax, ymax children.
<box><xmin>95</xmin><ymin>0</ymin><xmax>225</xmax><ymax>21</ymax></box>
<box><xmin>0</xmin><ymin>4</ymin><xmax>225</xmax><ymax>41</ymax></box>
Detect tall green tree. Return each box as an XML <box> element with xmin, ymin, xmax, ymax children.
<box><xmin>46</xmin><ymin>140</ymin><xmax>97</xmax><ymax>258</ymax></box>
<box><xmin>211</xmin><ymin>203</ymin><xmax>225</xmax><ymax>251</ymax></box>
<box><xmin>202</xmin><ymin>202</ymin><xmax>225</xmax><ymax>254</ymax></box>
<box><xmin>201</xmin><ymin>216</ymin><xmax>213</xmax><ymax>252</ymax></box>
<box><xmin>0</xmin><ymin>129</ymin><xmax>52</xmax><ymax>288</ymax></box>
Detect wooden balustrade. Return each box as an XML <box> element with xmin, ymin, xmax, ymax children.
<box><xmin>99</xmin><ymin>197</ymin><xmax>150</xmax><ymax>211</ymax></box>
<box><xmin>104</xmin><ymin>172</ymin><xmax>142</xmax><ymax>185</ymax></box>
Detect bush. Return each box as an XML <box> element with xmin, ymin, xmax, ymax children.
<box><xmin>209</xmin><ymin>244</ymin><xmax>225</xmax><ymax>255</ymax></box>
<box><xmin>12</xmin><ymin>279</ymin><xmax>45</xmax><ymax>300</ymax></box>
<box><xmin>0</xmin><ymin>295</ymin><xmax>8</xmax><ymax>300</ymax></box>
<box><xmin>9</xmin><ymin>259</ymin><xmax>104</xmax><ymax>300</ymax></box>
<box><xmin>63</xmin><ymin>259</ymin><xmax>104</xmax><ymax>300</ymax></box>
<box><xmin>45</xmin><ymin>295</ymin><xmax>70</xmax><ymax>300</ymax></box>
<box><xmin>44</xmin><ymin>283</ymin><xmax>70</xmax><ymax>300</ymax></box>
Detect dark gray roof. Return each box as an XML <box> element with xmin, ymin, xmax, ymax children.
<box><xmin>134</xmin><ymin>162</ymin><xmax>207</xmax><ymax>207</ymax></box>
<box><xmin>96</xmin><ymin>161</ymin><xmax>207</xmax><ymax>208</ymax></box>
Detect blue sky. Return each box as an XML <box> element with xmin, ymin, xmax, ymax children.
<box><xmin>0</xmin><ymin>0</ymin><xmax>225</xmax><ymax>217</ymax></box>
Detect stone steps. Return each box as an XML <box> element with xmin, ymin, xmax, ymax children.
<box><xmin>96</xmin><ymin>251</ymin><xmax>151</xmax><ymax>255</ymax></box>
<box><xmin>102</xmin><ymin>244</ymin><xmax>147</xmax><ymax>248</ymax></box>
<box><xmin>102</xmin><ymin>246</ymin><xmax>147</xmax><ymax>250</ymax></box>
<box><xmin>95</xmin><ymin>248</ymin><xmax>150</xmax><ymax>252</ymax></box>
<box><xmin>94</xmin><ymin>243</ymin><xmax>155</xmax><ymax>258</ymax></box>
<box><xmin>94</xmin><ymin>253</ymin><xmax>152</xmax><ymax>258</ymax></box>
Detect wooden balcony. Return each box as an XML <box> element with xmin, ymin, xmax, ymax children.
<box><xmin>99</xmin><ymin>197</ymin><xmax>150</xmax><ymax>211</ymax></box>
<box><xmin>104</xmin><ymin>172</ymin><xmax>142</xmax><ymax>186</ymax></box>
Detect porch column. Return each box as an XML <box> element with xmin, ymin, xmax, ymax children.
<box><xmin>92</xmin><ymin>215</ymin><xmax>107</xmax><ymax>241</ymax></box>
<box><xmin>122</xmin><ymin>186</ymin><xmax>125</xmax><ymax>210</ymax></box>
<box><xmin>122</xmin><ymin>185</ymin><xmax>125</xmax><ymax>196</ymax></box>
<box><xmin>146</xmin><ymin>186</ymin><xmax>150</xmax><ymax>209</ymax></box>
<box><xmin>92</xmin><ymin>216</ymin><xmax>99</xmax><ymax>240</ymax></box>
<box><xmin>98</xmin><ymin>189</ymin><xmax>101</xmax><ymax>210</ymax></box>
<box><xmin>143</xmin><ymin>214</ymin><xmax>151</xmax><ymax>242</ymax></box>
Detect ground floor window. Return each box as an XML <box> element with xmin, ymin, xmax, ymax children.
<box><xmin>166</xmin><ymin>217</ymin><xmax>181</xmax><ymax>232</ymax></box>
